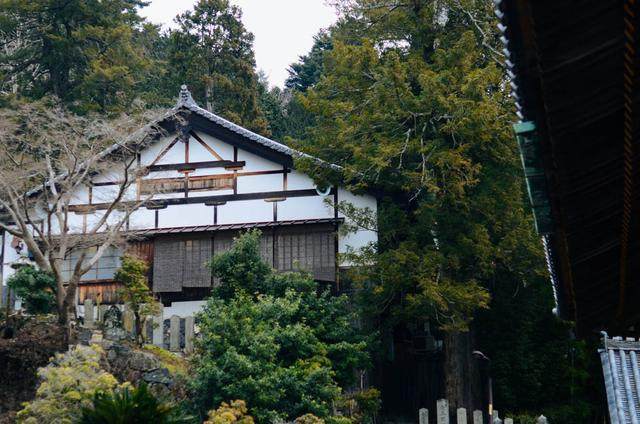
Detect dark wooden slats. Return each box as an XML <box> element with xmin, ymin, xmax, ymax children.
<box><xmin>153</xmin><ymin>238</ymin><xmax>185</xmax><ymax>293</ymax></box>
<box><xmin>152</xmin><ymin>224</ymin><xmax>336</xmax><ymax>293</ymax></box>
<box><xmin>183</xmin><ymin>238</ymin><xmax>212</xmax><ymax>288</ymax></box>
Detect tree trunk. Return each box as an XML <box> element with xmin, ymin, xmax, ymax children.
<box><xmin>205</xmin><ymin>80</ymin><xmax>214</xmax><ymax>112</ymax></box>
<box><xmin>57</xmin><ymin>277</ymin><xmax>78</xmax><ymax>325</ymax></box>
<box><xmin>443</xmin><ymin>329</ymin><xmax>483</xmax><ymax>412</ymax></box>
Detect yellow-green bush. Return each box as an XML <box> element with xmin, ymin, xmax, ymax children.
<box><xmin>16</xmin><ymin>345</ymin><xmax>120</xmax><ymax>424</ymax></box>
<box><xmin>204</xmin><ymin>400</ymin><xmax>254</xmax><ymax>424</ymax></box>
<box><xmin>295</xmin><ymin>413</ymin><xmax>325</xmax><ymax>424</ymax></box>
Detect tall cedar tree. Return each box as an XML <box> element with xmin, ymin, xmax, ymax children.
<box><xmin>294</xmin><ymin>0</ymin><xmax>550</xmax><ymax>411</ymax></box>
<box><xmin>164</xmin><ymin>0</ymin><xmax>269</xmax><ymax>135</ymax></box>
<box><xmin>0</xmin><ymin>0</ymin><xmax>152</xmax><ymax>113</ymax></box>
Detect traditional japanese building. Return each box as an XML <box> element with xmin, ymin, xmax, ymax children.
<box><xmin>0</xmin><ymin>86</ymin><xmax>377</xmax><ymax>317</ymax></box>
<box><xmin>498</xmin><ymin>1</ymin><xmax>640</xmax><ymax>421</ymax></box>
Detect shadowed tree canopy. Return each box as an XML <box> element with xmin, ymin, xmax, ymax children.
<box><xmin>0</xmin><ymin>0</ymin><xmax>153</xmax><ymax>113</ymax></box>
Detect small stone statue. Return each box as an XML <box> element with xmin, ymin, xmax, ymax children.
<box><xmin>103</xmin><ymin>305</ymin><xmax>127</xmax><ymax>341</ymax></box>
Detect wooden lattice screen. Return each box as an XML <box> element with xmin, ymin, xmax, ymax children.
<box><xmin>152</xmin><ymin>224</ymin><xmax>337</xmax><ymax>293</ymax></box>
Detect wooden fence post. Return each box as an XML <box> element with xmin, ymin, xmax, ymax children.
<box><xmin>184</xmin><ymin>315</ymin><xmax>195</xmax><ymax>353</ymax></box>
<box><xmin>169</xmin><ymin>315</ymin><xmax>180</xmax><ymax>351</ymax></box>
<box><xmin>456</xmin><ymin>408</ymin><xmax>467</xmax><ymax>424</ymax></box>
<box><xmin>437</xmin><ymin>399</ymin><xmax>449</xmax><ymax>424</ymax></box>
<box><xmin>419</xmin><ymin>408</ymin><xmax>429</xmax><ymax>424</ymax></box>
<box><xmin>84</xmin><ymin>299</ymin><xmax>94</xmax><ymax>329</ymax></box>
<box><xmin>473</xmin><ymin>410</ymin><xmax>483</xmax><ymax>424</ymax></box>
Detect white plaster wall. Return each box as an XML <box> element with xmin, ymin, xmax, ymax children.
<box><xmin>237</xmin><ymin>149</ymin><xmax>282</xmax><ymax>172</ymax></box>
<box><xmin>164</xmin><ymin>300</ymin><xmax>207</xmax><ymax>318</ymax></box>
<box><xmin>195</xmin><ymin>132</ymin><xmax>234</xmax><ymax>161</ymax></box>
<box><xmin>158</xmin><ymin>203</ymin><xmax>214</xmax><ymax>228</ymax></box>
<box><xmin>128</xmin><ymin>208</ymin><xmax>155</xmax><ymax>230</ymax></box>
<box><xmin>277</xmin><ymin>196</ymin><xmax>333</xmax><ymax>221</ymax></box>
<box><xmin>237</xmin><ymin>173</ymin><xmax>283</xmax><ymax>194</ymax></box>
<box><xmin>216</xmin><ymin>199</ymin><xmax>273</xmax><ymax>224</ymax></box>
<box><xmin>287</xmin><ymin>170</ymin><xmax>316</xmax><ymax>190</ymax></box>
<box><xmin>141</xmin><ymin>135</ymin><xmax>174</xmax><ymax>165</ymax></box>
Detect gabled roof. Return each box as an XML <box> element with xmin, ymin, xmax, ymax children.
<box><xmin>600</xmin><ymin>333</ymin><xmax>640</xmax><ymax>424</ymax></box>
<box><xmin>174</xmin><ymin>85</ymin><xmax>298</xmax><ymax>157</ymax></box>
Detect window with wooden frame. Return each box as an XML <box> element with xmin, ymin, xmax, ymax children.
<box><xmin>61</xmin><ymin>246</ymin><xmax>122</xmax><ymax>282</ymax></box>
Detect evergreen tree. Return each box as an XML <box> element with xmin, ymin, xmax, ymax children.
<box><xmin>292</xmin><ymin>0</ymin><xmax>568</xmax><ymax>412</ymax></box>
<box><xmin>0</xmin><ymin>0</ymin><xmax>152</xmax><ymax>113</ymax></box>
<box><xmin>164</xmin><ymin>0</ymin><xmax>268</xmax><ymax>134</ymax></box>
<box><xmin>285</xmin><ymin>29</ymin><xmax>333</xmax><ymax>92</ymax></box>
<box><xmin>190</xmin><ymin>231</ymin><xmax>372</xmax><ymax>422</ymax></box>
<box><xmin>257</xmin><ymin>72</ymin><xmax>288</xmax><ymax>140</ymax></box>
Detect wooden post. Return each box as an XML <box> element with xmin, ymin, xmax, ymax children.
<box><xmin>456</xmin><ymin>408</ymin><xmax>467</xmax><ymax>424</ymax></box>
<box><xmin>184</xmin><ymin>315</ymin><xmax>195</xmax><ymax>354</ymax></box>
<box><xmin>419</xmin><ymin>408</ymin><xmax>429</xmax><ymax>424</ymax></box>
<box><xmin>84</xmin><ymin>299</ymin><xmax>94</xmax><ymax>329</ymax></box>
<box><xmin>152</xmin><ymin>305</ymin><xmax>164</xmax><ymax>347</ymax></box>
<box><xmin>169</xmin><ymin>315</ymin><xmax>180</xmax><ymax>351</ymax></box>
<box><xmin>473</xmin><ymin>410</ymin><xmax>483</xmax><ymax>424</ymax></box>
<box><xmin>437</xmin><ymin>399</ymin><xmax>449</xmax><ymax>424</ymax></box>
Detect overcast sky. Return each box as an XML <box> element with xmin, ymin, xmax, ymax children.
<box><xmin>139</xmin><ymin>1</ymin><xmax>338</xmax><ymax>88</ymax></box>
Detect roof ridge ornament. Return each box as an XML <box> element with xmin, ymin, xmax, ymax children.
<box><xmin>177</xmin><ymin>84</ymin><xmax>198</xmax><ymax>108</ymax></box>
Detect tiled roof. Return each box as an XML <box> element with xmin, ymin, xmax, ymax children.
<box><xmin>128</xmin><ymin>218</ymin><xmax>344</xmax><ymax>237</ymax></box>
<box><xmin>600</xmin><ymin>333</ymin><xmax>640</xmax><ymax>424</ymax></box>
<box><xmin>175</xmin><ymin>85</ymin><xmax>299</xmax><ymax>157</ymax></box>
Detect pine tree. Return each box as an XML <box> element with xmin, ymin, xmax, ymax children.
<box><xmin>164</xmin><ymin>0</ymin><xmax>268</xmax><ymax>134</ymax></box>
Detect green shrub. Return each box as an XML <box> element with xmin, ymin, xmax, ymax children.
<box><xmin>80</xmin><ymin>382</ymin><xmax>188</xmax><ymax>423</ymax></box>
<box><xmin>16</xmin><ymin>345</ymin><xmax>119</xmax><ymax>424</ymax></box>
<box><xmin>115</xmin><ymin>255</ymin><xmax>160</xmax><ymax>345</ymax></box>
<box><xmin>190</xmin><ymin>231</ymin><xmax>373</xmax><ymax>422</ymax></box>
<box><xmin>7</xmin><ymin>265</ymin><xmax>56</xmax><ymax>314</ymax></box>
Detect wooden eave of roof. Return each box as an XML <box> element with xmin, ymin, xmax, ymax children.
<box><xmin>499</xmin><ymin>0</ymin><xmax>640</xmax><ymax>336</ymax></box>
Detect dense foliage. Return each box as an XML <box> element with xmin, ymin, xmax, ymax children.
<box><xmin>115</xmin><ymin>255</ymin><xmax>160</xmax><ymax>345</ymax></box>
<box><xmin>80</xmin><ymin>383</ymin><xmax>186</xmax><ymax>424</ymax></box>
<box><xmin>7</xmin><ymin>266</ymin><xmax>56</xmax><ymax>315</ymax></box>
<box><xmin>0</xmin><ymin>0</ymin><xmax>152</xmax><ymax>113</ymax></box>
<box><xmin>17</xmin><ymin>345</ymin><xmax>120</xmax><ymax>423</ymax></box>
<box><xmin>190</xmin><ymin>231</ymin><xmax>372</xmax><ymax>422</ymax></box>
<box><xmin>288</xmin><ymin>0</ymin><xmax>592</xmax><ymax>420</ymax></box>
<box><xmin>296</xmin><ymin>0</ymin><xmax>525</xmax><ymax>331</ymax></box>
